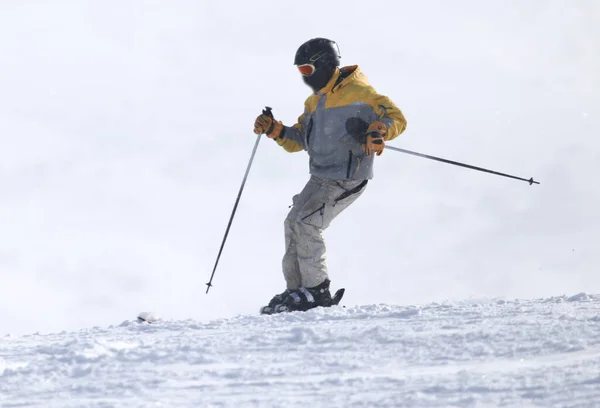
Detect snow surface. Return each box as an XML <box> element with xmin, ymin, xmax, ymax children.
<box><xmin>2</xmin><ymin>295</ymin><xmax>600</xmax><ymax>407</ymax></box>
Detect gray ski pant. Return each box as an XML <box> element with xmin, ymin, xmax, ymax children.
<box><xmin>282</xmin><ymin>175</ymin><xmax>367</xmax><ymax>290</ymax></box>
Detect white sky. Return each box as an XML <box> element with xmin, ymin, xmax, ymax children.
<box><xmin>1</xmin><ymin>0</ymin><xmax>598</xmax><ymax>335</ymax></box>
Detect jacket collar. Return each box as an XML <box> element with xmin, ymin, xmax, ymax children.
<box><xmin>315</xmin><ymin>65</ymin><xmax>360</xmax><ymax>95</ymax></box>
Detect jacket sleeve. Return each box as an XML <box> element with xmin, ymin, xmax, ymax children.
<box><xmin>368</xmin><ymin>93</ymin><xmax>407</xmax><ymax>141</ymax></box>
<box><xmin>275</xmin><ymin>108</ymin><xmax>310</xmax><ymax>153</ymax></box>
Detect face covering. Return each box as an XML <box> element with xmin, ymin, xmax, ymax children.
<box><xmin>302</xmin><ymin>64</ymin><xmax>336</xmax><ymax>93</ymax></box>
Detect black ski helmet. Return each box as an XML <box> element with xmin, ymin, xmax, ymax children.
<box><xmin>294</xmin><ymin>38</ymin><xmax>341</xmax><ymax>68</ymax></box>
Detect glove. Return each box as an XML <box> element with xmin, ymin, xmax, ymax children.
<box><xmin>254</xmin><ymin>113</ymin><xmax>284</xmax><ymax>139</ymax></box>
<box><xmin>362</xmin><ymin>121</ymin><xmax>387</xmax><ymax>157</ymax></box>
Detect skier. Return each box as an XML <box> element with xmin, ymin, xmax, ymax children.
<box><xmin>254</xmin><ymin>38</ymin><xmax>407</xmax><ymax>314</ymax></box>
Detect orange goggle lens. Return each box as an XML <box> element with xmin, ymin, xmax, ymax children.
<box><xmin>297</xmin><ymin>64</ymin><xmax>316</xmax><ymax>76</ymax></box>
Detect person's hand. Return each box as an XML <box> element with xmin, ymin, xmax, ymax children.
<box><xmin>362</xmin><ymin>121</ymin><xmax>387</xmax><ymax>157</ymax></box>
<box><xmin>254</xmin><ymin>113</ymin><xmax>283</xmax><ymax>139</ymax></box>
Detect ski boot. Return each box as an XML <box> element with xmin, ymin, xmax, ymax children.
<box><xmin>260</xmin><ymin>280</ymin><xmax>345</xmax><ymax>315</ymax></box>
<box><xmin>281</xmin><ymin>279</ymin><xmax>333</xmax><ymax>312</ymax></box>
<box><xmin>259</xmin><ymin>289</ymin><xmax>292</xmax><ymax>315</ymax></box>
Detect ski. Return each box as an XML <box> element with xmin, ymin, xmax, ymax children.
<box><xmin>329</xmin><ymin>288</ymin><xmax>345</xmax><ymax>306</ymax></box>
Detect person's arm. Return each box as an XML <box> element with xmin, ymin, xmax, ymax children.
<box><xmin>362</xmin><ymin>92</ymin><xmax>407</xmax><ymax>157</ymax></box>
<box><xmin>253</xmin><ymin>106</ymin><xmax>309</xmax><ymax>153</ymax></box>
<box><xmin>368</xmin><ymin>93</ymin><xmax>407</xmax><ymax>141</ymax></box>
<box><xmin>275</xmin><ymin>109</ymin><xmax>310</xmax><ymax>153</ymax></box>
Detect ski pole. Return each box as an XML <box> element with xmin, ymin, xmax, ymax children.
<box><xmin>385</xmin><ymin>145</ymin><xmax>540</xmax><ymax>185</ymax></box>
<box><xmin>205</xmin><ymin>107</ymin><xmax>272</xmax><ymax>293</ymax></box>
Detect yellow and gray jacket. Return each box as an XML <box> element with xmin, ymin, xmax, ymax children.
<box><xmin>276</xmin><ymin>65</ymin><xmax>407</xmax><ymax>180</ymax></box>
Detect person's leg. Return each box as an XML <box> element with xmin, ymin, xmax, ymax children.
<box><xmin>281</xmin><ymin>176</ymin><xmax>324</xmax><ymax>290</ymax></box>
<box><xmin>261</xmin><ymin>177</ymin><xmax>325</xmax><ymax>314</ymax></box>
<box><xmin>294</xmin><ymin>178</ymin><xmax>368</xmax><ymax>289</ymax></box>
<box><xmin>282</xmin><ymin>202</ymin><xmax>302</xmax><ymax>290</ymax></box>
<box><xmin>264</xmin><ymin>177</ymin><xmax>368</xmax><ymax>314</ymax></box>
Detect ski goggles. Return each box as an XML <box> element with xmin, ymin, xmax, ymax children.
<box><xmin>297</xmin><ymin>63</ymin><xmax>316</xmax><ymax>76</ymax></box>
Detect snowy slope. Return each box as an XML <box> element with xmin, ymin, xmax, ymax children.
<box><xmin>1</xmin><ymin>1</ymin><xmax>599</xmax><ymax>337</ymax></box>
<box><xmin>2</xmin><ymin>295</ymin><xmax>600</xmax><ymax>408</ymax></box>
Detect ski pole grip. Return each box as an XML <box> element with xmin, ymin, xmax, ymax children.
<box><xmin>263</xmin><ymin>106</ymin><xmax>273</xmax><ymax>118</ymax></box>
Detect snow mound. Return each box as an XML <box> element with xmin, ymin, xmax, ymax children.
<box><xmin>1</xmin><ymin>296</ymin><xmax>600</xmax><ymax>407</ymax></box>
